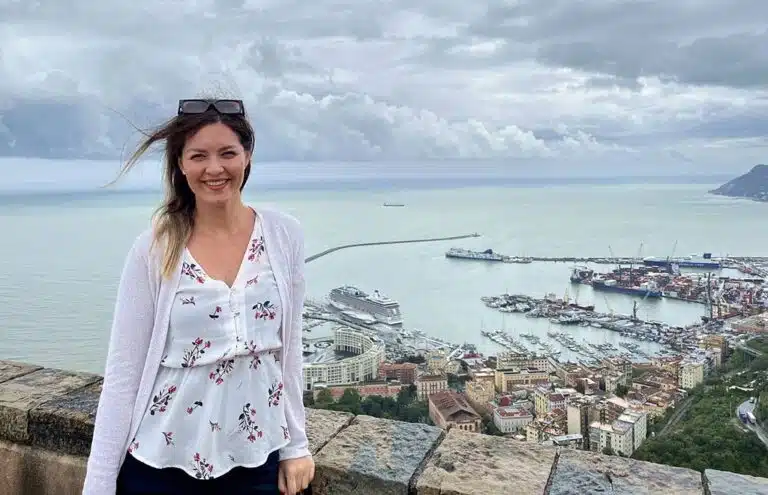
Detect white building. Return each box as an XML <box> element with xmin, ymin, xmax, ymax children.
<box><xmin>617</xmin><ymin>409</ymin><xmax>648</xmax><ymax>452</ymax></box>
<box><xmin>493</xmin><ymin>406</ymin><xmax>533</xmax><ymax>433</ymax></box>
<box><xmin>589</xmin><ymin>420</ymin><xmax>634</xmax><ymax>456</ymax></box>
<box><xmin>303</xmin><ymin>326</ymin><xmax>385</xmax><ymax>390</ymax></box>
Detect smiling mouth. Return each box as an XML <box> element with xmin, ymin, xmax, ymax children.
<box><xmin>203</xmin><ymin>179</ymin><xmax>229</xmax><ymax>187</ymax></box>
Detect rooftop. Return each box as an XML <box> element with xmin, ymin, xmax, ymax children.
<box><xmin>494</xmin><ymin>406</ymin><xmax>533</xmax><ymax>418</ymax></box>
<box><xmin>430</xmin><ymin>390</ymin><xmax>481</xmax><ymax>421</ymax></box>
<box><xmin>1</xmin><ymin>359</ymin><xmax>767</xmax><ymax>494</ymax></box>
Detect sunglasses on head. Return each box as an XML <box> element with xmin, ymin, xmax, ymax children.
<box><xmin>177</xmin><ymin>99</ymin><xmax>245</xmax><ymax>116</ymax></box>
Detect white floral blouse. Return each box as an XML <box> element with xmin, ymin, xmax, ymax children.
<box><xmin>129</xmin><ymin>219</ymin><xmax>290</xmax><ymax>479</ymax></box>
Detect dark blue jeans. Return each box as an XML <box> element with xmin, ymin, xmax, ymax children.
<box><xmin>116</xmin><ymin>450</ymin><xmax>280</xmax><ymax>494</ymax></box>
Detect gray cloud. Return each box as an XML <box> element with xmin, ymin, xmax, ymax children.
<box><xmin>0</xmin><ymin>0</ymin><xmax>766</xmax><ymax>168</ymax></box>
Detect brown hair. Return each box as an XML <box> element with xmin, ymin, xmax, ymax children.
<box><xmin>112</xmin><ymin>107</ymin><xmax>255</xmax><ymax>277</ymax></box>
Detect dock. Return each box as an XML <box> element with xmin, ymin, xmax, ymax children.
<box><xmin>305</xmin><ymin>233</ymin><xmax>481</xmax><ymax>263</ymax></box>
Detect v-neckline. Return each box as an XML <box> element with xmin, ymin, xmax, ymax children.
<box><xmin>185</xmin><ymin>209</ymin><xmax>259</xmax><ymax>290</ymax></box>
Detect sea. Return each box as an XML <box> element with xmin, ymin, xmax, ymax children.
<box><xmin>2</xmin><ymin>165</ymin><xmax>767</xmax><ymax>374</ymax></box>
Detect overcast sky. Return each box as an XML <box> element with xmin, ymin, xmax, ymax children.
<box><xmin>0</xmin><ymin>0</ymin><xmax>766</xmax><ymax>174</ymax></box>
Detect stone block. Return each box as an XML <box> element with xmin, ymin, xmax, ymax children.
<box><xmin>305</xmin><ymin>407</ymin><xmax>354</xmax><ymax>455</ymax></box>
<box><xmin>705</xmin><ymin>468</ymin><xmax>768</xmax><ymax>495</ymax></box>
<box><xmin>29</xmin><ymin>380</ymin><xmax>103</xmax><ymax>456</ymax></box>
<box><xmin>312</xmin><ymin>415</ymin><xmax>443</xmax><ymax>495</ymax></box>
<box><xmin>0</xmin><ymin>439</ymin><xmax>87</xmax><ymax>495</ymax></box>
<box><xmin>548</xmin><ymin>449</ymin><xmax>702</xmax><ymax>494</ymax></box>
<box><xmin>416</xmin><ymin>429</ymin><xmax>555</xmax><ymax>495</ymax></box>
<box><xmin>0</xmin><ymin>360</ymin><xmax>42</xmax><ymax>384</ymax></box>
<box><xmin>0</xmin><ymin>367</ymin><xmax>101</xmax><ymax>444</ymax></box>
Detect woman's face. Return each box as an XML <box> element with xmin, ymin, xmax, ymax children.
<box><xmin>179</xmin><ymin>122</ymin><xmax>251</xmax><ymax>207</ymax></box>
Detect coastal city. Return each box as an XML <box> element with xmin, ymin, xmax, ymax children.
<box><xmin>300</xmin><ymin>247</ymin><xmax>768</xmax><ymax>457</ymax></box>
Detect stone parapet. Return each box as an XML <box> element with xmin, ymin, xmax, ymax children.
<box><xmin>1</xmin><ymin>360</ymin><xmax>767</xmax><ymax>495</ymax></box>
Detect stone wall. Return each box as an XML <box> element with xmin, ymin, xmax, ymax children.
<box><xmin>2</xmin><ymin>360</ymin><xmax>768</xmax><ymax>494</ymax></box>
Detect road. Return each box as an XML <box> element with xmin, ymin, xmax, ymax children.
<box><xmin>736</xmin><ymin>399</ymin><xmax>768</xmax><ymax>449</ymax></box>
<box><xmin>659</xmin><ymin>395</ymin><xmax>695</xmax><ymax>436</ymax></box>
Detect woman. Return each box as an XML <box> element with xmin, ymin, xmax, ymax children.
<box><xmin>82</xmin><ymin>99</ymin><xmax>314</xmax><ymax>494</ymax></box>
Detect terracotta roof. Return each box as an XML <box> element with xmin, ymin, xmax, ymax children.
<box><xmin>430</xmin><ymin>390</ymin><xmax>481</xmax><ymax>422</ymax></box>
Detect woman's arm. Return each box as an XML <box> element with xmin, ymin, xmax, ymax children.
<box><xmin>82</xmin><ymin>234</ymin><xmax>156</xmax><ymax>495</ymax></box>
<box><xmin>279</xmin><ymin>222</ymin><xmax>311</xmax><ymax>461</ymax></box>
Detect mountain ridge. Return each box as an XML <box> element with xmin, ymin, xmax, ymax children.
<box><xmin>710</xmin><ymin>164</ymin><xmax>768</xmax><ymax>202</ymax></box>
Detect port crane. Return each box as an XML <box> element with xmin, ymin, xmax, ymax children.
<box><xmin>629</xmin><ymin>242</ymin><xmax>644</xmax><ymax>286</ymax></box>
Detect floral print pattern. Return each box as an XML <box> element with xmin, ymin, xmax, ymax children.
<box><xmin>208</xmin><ymin>306</ymin><xmax>222</xmax><ymax>319</ymax></box>
<box><xmin>181</xmin><ymin>338</ymin><xmax>211</xmax><ymax>367</ymax></box>
<box><xmin>129</xmin><ymin>220</ymin><xmax>288</xmax><ymax>479</ymax></box>
<box><xmin>238</xmin><ymin>403</ymin><xmax>264</xmax><ymax>442</ymax></box>
<box><xmin>192</xmin><ymin>453</ymin><xmax>214</xmax><ymax>479</ymax></box>
<box><xmin>253</xmin><ymin>300</ymin><xmax>278</xmax><ymax>320</ymax></box>
<box><xmin>268</xmin><ymin>382</ymin><xmax>284</xmax><ymax>407</ymax></box>
<box><xmin>209</xmin><ymin>359</ymin><xmax>234</xmax><ymax>385</ymax></box>
<box><xmin>162</xmin><ymin>432</ymin><xmax>174</xmax><ymax>446</ymax></box>
<box><xmin>149</xmin><ymin>385</ymin><xmax>177</xmax><ymax>415</ymax></box>
<box><xmin>186</xmin><ymin>400</ymin><xmax>203</xmax><ymax>415</ymax></box>
<box><xmin>181</xmin><ymin>262</ymin><xmax>205</xmax><ymax>284</ymax></box>
<box><xmin>245</xmin><ymin>341</ymin><xmax>262</xmax><ymax>370</ymax></box>
<box><xmin>247</xmin><ymin>236</ymin><xmax>266</xmax><ymax>262</ymax></box>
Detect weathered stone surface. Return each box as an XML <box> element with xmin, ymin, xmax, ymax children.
<box><xmin>29</xmin><ymin>380</ymin><xmax>103</xmax><ymax>456</ymax></box>
<box><xmin>549</xmin><ymin>449</ymin><xmax>702</xmax><ymax>495</ymax></box>
<box><xmin>312</xmin><ymin>414</ymin><xmax>443</xmax><ymax>495</ymax></box>
<box><xmin>706</xmin><ymin>468</ymin><xmax>768</xmax><ymax>495</ymax></box>
<box><xmin>416</xmin><ymin>429</ymin><xmax>555</xmax><ymax>495</ymax></box>
<box><xmin>0</xmin><ymin>439</ymin><xmax>87</xmax><ymax>495</ymax></box>
<box><xmin>305</xmin><ymin>407</ymin><xmax>353</xmax><ymax>455</ymax></box>
<box><xmin>0</xmin><ymin>368</ymin><xmax>101</xmax><ymax>444</ymax></box>
<box><xmin>0</xmin><ymin>360</ymin><xmax>42</xmax><ymax>384</ymax></box>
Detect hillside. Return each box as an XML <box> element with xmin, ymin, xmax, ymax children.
<box><xmin>710</xmin><ymin>164</ymin><xmax>768</xmax><ymax>202</ymax></box>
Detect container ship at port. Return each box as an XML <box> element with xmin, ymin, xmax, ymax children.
<box><xmin>590</xmin><ymin>278</ymin><xmax>663</xmax><ymax>298</ymax></box>
<box><xmin>643</xmin><ymin>253</ymin><xmax>721</xmax><ymax>269</ymax></box>
<box><xmin>446</xmin><ymin>247</ymin><xmax>504</xmax><ymax>262</ymax></box>
<box><xmin>570</xmin><ymin>267</ymin><xmax>663</xmax><ymax>298</ymax></box>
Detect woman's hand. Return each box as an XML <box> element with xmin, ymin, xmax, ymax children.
<box><xmin>278</xmin><ymin>455</ymin><xmax>315</xmax><ymax>494</ymax></box>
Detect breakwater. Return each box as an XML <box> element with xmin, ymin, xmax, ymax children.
<box><xmin>305</xmin><ymin>233</ymin><xmax>480</xmax><ymax>263</ymax></box>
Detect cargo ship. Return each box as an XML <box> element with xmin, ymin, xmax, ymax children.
<box><xmin>591</xmin><ymin>278</ymin><xmax>663</xmax><ymax>298</ymax></box>
<box><xmin>643</xmin><ymin>253</ymin><xmax>721</xmax><ymax>269</ymax></box>
<box><xmin>445</xmin><ymin>247</ymin><xmax>505</xmax><ymax>262</ymax></box>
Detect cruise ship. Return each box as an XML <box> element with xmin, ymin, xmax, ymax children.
<box><xmin>328</xmin><ymin>286</ymin><xmax>403</xmax><ymax>326</ymax></box>
<box><xmin>445</xmin><ymin>247</ymin><xmax>504</xmax><ymax>262</ymax></box>
<box><xmin>643</xmin><ymin>253</ymin><xmax>721</xmax><ymax>269</ymax></box>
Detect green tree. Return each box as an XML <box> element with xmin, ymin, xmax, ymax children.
<box><xmin>315</xmin><ymin>388</ymin><xmax>333</xmax><ymax>406</ymax></box>
<box><xmin>633</xmin><ymin>383</ymin><xmax>768</xmax><ymax>478</ymax></box>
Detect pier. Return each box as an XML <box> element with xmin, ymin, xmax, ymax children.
<box><xmin>305</xmin><ymin>232</ymin><xmax>480</xmax><ymax>263</ymax></box>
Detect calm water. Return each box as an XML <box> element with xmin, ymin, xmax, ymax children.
<box><xmin>2</xmin><ymin>182</ymin><xmax>767</xmax><ymax>373</ymax></box>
